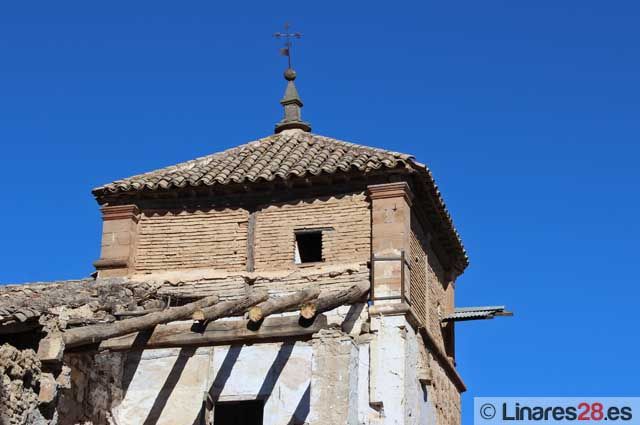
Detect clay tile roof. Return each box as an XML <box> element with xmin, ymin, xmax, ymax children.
<box><xmin>0</xmin><ymin>277</ymin><xmax>160</xmax><ymax>326</ymax></box>
<box><xmin>92</xmin><ymin>130</ymin><xmax>469</xmax><ymax>270</ymax></box>
<box><xmin>0</xmin><ymin>279</ymin><xmax>96</xmax><ymax>324</ymax></box>
<box><xmin>92</xmin><ymin>131</ymin><xmax>413</xmax><ymax>195</ymax></box>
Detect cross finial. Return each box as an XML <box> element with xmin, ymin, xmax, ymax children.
<box><xmin>274</xmin><ymin>22</ymin><xmax>302</xmax><ymax>69</ymax></box>
<box><xmin>273</xmin><ymin>23</ymin><xmax>311</xmax><ymax>133</ymax></box>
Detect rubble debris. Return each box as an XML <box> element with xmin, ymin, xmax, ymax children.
<box><xmin>0</xmin><ymin>343</ymin><xmax>49</xmax><ymax>425</ymax></box>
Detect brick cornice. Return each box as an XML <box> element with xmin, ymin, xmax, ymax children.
<box><xmin>101</xmin><ymin>205</ymin><xmax>140</xmax><ymax>222</ymax></box>
<box><xmin>367</xmin><ymin>182</ymin><xmax>414</xmax><ymax>206</ymax></box>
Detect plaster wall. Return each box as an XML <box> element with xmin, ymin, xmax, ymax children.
<box><xmin>59</xmin><ymin>310</ymin><xmax>459</xmax><ymax>425</ymax></box>
<box><xmin>111</xmin><ymin>342</ymin><xmax>312</xmax><ymax>425</ymax></box>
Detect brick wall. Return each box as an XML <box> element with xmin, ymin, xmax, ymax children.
<box><xmin>429</xmin><ymin>354</ymin><xmax>462</xmax><ymax>425</ymax></box>
<box><xmin>134</xmin><ymin>208</ymin><xmax>249</xmax><ymax>272</ymax></box>
<box><xmin>132</xmin><ymin>193</ymin><xmax>370</xmax><ymax>275</ymax></box>
<box><xmin>409</xmin><ymin>218</ymin><xmax>427</xmax><ymax>325</ymax></box>
<box><xmin>426</xmin><ymin>239</ymin><xmax>449</xmax><ymax>353</ymax></box>
<box><xmin>253</xmin><ymin>193</ymin><xmax>370</xmax><ymax>271</ymax></box>
<box><xmin>409</xmin><ymin>213</ymin><xmax>452</xmax><ymax>355</ymax></box>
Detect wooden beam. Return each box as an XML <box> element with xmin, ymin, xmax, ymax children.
<box><xmin>248</xmin><ymin>288</ymin><xmax>320</xmax><ymax>322</ymax></box>
<box><xmin>192</xmin><ymin>290</ymin><xmax>269</xmax><ymax>322</ymax></box>
<box><xmin>246</xmin><ymin>210</ymin><xmax>257</xmax><ymax>272</ymax></box>
<box><xmin>98</xmin><ymin>314</ymin><xmax>328</xmax><ymax>351</ymax></box>
<box><xmin>300</xmin><ymin>281</ymin><xmax>370</xmax><ymax>319</ymax></box>
<box><xmin>62</xmin><ymin>295</ymin><xmax>219</xmax><ymax>348</ymax></box>
<box><xmin>113</xmin><ymin>309</ymin><xmax>164</xmax><ymax>318</ymax></box>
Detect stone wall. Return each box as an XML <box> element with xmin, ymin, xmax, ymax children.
<box><xmin>58</xmin><ymin>351</ymin><xmax>126</xmax><ymax>425</ymax></box>
<box><xmin>0</xmin><ymin>344</ymin><xmax>46</xmax><ymax>425</ymax></box>
<box><xmin>309</xmin><ymin>330</ymin><xmax>359</xmax><ymax>425</ymax></box>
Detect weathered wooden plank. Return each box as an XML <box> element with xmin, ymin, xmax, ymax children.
<box><xmin>98</xmin><ymin>314</ymin><xmax>328</xmax><ymax>351</ymax></box>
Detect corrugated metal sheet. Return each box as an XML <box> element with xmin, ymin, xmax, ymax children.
<box><xmin>443</xmin><ymin>305</ymin><xmax>511</xmax><ymax>322</ymax></box>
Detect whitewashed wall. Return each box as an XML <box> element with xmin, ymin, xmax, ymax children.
<box><xmin>112</xmin><ymin>342</ymin><xmax>311</xmax><ymax>425</ymax></box>
<box><xmin>107</xmin><ymin>308</ymin><xmax>436</xmax><ymax>425</ymax></box>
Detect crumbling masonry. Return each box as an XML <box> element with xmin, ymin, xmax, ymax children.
<box><xmin>0</xmin><ymin>68</ymin><xmax>509</xmax><ymax>425</ymax></box>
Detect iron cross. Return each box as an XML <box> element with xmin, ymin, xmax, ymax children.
<box><xmin>274</xmin><ymin>23</ymin><xmax>302</xmax><ymax>69</ymax></box>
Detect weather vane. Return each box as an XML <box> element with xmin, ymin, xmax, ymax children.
<box><xmin>274</xmin><ymin>23</ymin><xmax>302</xmax><ymax>69</ymax></box>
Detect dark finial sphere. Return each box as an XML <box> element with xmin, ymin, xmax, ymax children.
<box><xmin>284</xmin><ymin>68</ymin><xmax>297</xmax><ymax>81</ymax></box>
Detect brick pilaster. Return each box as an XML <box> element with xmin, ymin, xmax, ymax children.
<box><xmin>368</xmin><ymin>182</ymin><xmax>414</xmax><ymax>303</ymax></box>
<box><xmin>93</xmin><ymin>205</ymin><xmax>139</xmax><ymax>278</ymax></box>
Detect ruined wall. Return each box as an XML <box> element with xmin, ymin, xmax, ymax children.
<box><xmin>253</xmin><ymin>193</ymin><xmax>370</xmax><ymax>271</ymax></box>
<box><xmin>77</xmin><ymin>342</ymin><xmax>313</xmax><ymax>425</ymax></box>
<box><xmin>48</xmin><ymin>304</ymin><xmax>460</xmax><ymax>425</ymax></box>
<box><xmin>135</xmin><ymin>208</ymin><xmax>249</xmax><ymax>272</ymax></box>
<box><xmin>58</xmin><ymin>351</ymin><xmax>126</xmax><ymax>425</ymax></box>
<box><xmin>0</xmin><ymin>344</ymin><xmax>45</xmax><ymax>425</ymax></box>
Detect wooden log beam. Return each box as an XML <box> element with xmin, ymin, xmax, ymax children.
<box><xmin>62</xmin><ymin>295</ymin><xmax>219</xmax><ymax>348</ymax></box>
<box><xmin>98</xmin><ymin>314</ymin><xmax>328</xmax><ymax>351</ymax></box>
<box><xmin>113</xmin><ymin>309</ymin><xmax>164</xmax><ymax>318</ymax></box>
<box><xmin>300</xmin><ymin>281</ymin><xmax>370</xmax><ymax>319</ymax></box>
<box><xmin>248</xmin><ymin>288</ymin><xmax>320</xmax><ymax>323</ymax></box>
<box><xmin>192</xmin><ymin>290</ymin><xmax>269</xmax><ymax>322</ymax></box>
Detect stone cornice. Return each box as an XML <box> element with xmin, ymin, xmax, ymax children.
<box><xmin>367</xmin><ymin>182</ymin><xmax>414</xmax><ymax>207</ymax></box>
<box><xmin>93</xmin><ymin>258</ymin><xmax>129</xmax><ymax>270</ymax></box>
<box><xmin>101</xmin><ymin>205</ymin><xmax>140</xmax><ymax>223</ymax></box>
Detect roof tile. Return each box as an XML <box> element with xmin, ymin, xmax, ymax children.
<box><xmin>93</xmin><ymin>131</ymin><xmax>413</xmax><ymax>194</ymax></box>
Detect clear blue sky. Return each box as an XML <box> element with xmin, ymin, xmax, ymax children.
<box><xmin>1</xmin><ymin>1</ymin><xmax>638</xmax><ymax>422</ymax></box>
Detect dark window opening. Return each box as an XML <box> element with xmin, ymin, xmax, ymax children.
<box><xmin>443</xmin><ymin>321</ymin><xmax>455</xmax><ymax>358</ymax></box>
<box><xmin>295</xmin><ymin>231</ymin><xmax>323</xmax><ymax>263</ymax></box>
<box><xmin>214</xmin><ymin>400</ymin><xmax>263</xmax><ymax>425</ymax></box>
